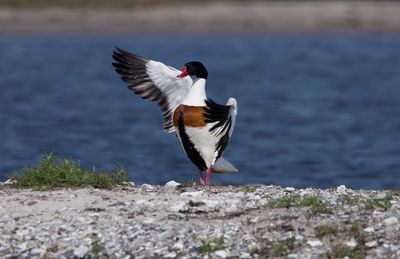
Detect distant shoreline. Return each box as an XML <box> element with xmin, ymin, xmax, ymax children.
<box><xmin>1</xmin><ymin>2</ymin><xmax>400</xmax><ymax>35</ymax></box>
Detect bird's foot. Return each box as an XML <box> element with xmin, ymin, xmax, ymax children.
<box><xmin>205</xmin><ymin>168</ymin><xmax>212</xmax><ymax>185</ymax></box>
<box><xmin>198</xmin><ymin>170</ymin><xmax>205</xmax><ymax>185</ymax></box>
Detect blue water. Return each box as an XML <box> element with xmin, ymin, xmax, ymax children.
<box><xmin>1</xmin><ymin>35</ymin><xmax>400</xmax><ymax>189</ymax></box>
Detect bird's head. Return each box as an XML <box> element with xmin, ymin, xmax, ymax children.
<box><xmin>177</xmin><ymin>61</ymin><xmax>208</xmax><ymax>79</ymax></box>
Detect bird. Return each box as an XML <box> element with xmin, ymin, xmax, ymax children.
<box><xmin>112</xmin><ymin>47</ymin><xmax>238</xmax><ymax>185</ymax></box>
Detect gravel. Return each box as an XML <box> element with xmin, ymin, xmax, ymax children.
<box><xmin>0</xmin><ymin>183</ymin><xmax>399</xmax><ymax>258</ymax></box>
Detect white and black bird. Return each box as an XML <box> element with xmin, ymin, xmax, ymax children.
<box><xmin>112</xmin><ymin>48</ymin><xmax>238</xmax><ymax>185</ymax></box>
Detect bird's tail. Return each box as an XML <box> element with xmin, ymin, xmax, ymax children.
<box><xmin>211</xmin><ymin>157</ymin><xmax>239</xmax><ymax>174</ymax></box>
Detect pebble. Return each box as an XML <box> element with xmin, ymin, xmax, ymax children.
<box><xmin>18</xmin><ymin>242</ymin><xmax>27</xmax><ymax>251</ymax></box>
<box><xmin>383</xmin><ymin>216</ymin><xmax>398</xmax><ymax>226</ymax></box>
<box><xmin>165</xmin><ymin>181</ymin><xmax>181</xmax><ymax>188</ymax></box>
<box><xmin>180</xmin><ymin>191</ymin><xmax>203</xmax><ymax>197</ymax></box>
<box><xmin>365</xmin><ymin>241</ymin><xmax>377</xmax><ymax>248</ymax></box>
<box><xmin>141</xmin><ymin>184</ymin><xmax>154</xmax><ymax>191</ymax></box>
<box><xmin>336</xmin><ymin>185</ymin><xmax>347</xmax><ymax>194</ymax></box>
<box><xmin>214</xmin><ymin>250</ymin><xmax>228</xmax><ymax>258</ymax></box>
<box><xmin>171</xmin><ymin>242</ymin><xmax>184</xmax><ymax>251</ymax></box>
<box><xmin>169</xmin><ymin>201</ymin><xmax>186</xmax><ymax>212</ymax></box>
<box><xmin>203</xmin><ymin>199</ymin><xmax>220</xmax><ymax>209</ymax></box>
<box><xmin>73</xmin><ymin>245</ymin><xmax>89</xmax><ymax>257</ymax></box>
<box><xmin>31</xmin><ymin>248</ymin><xmax>46</xmax><ymax>257</ymax></box>
<box><xmin>295</xmin><ymin>235</ymin><xmax>304</xmax><ymax>241</ymax></box>
<box><xmin>136</xmin><ymin>199</ymin><xmax>147</xmax><ymax>205</ymax></box>
<box><xmin>26</xmin><ymin>200</ymin><xmax>37</xmax><ymax>206</ymax></box>
<box><xmin>143</xmin><ymin>218</ymin><xmax>155</xmax><ymax>224</ymax></box>
<box><xmin>164</xmin><ymin>252</ymin><xmax>177</xmax><ymax>258</ymax></box>
<box><xmin>1</xmin><ymin>179</ymin><xmax>14</xmax><ymax>185</ymax></box>
<box><xmin>240</xmin><ymin>252</ymin><xmax>251</xmax><ymax>258</ymax></box>
<box><xmin>307</xmin><ymin>240</ymin><xmax>323</xmax><ymax>247</ymax></box>
<box><xmin>363</xmin><ymin>227</ymin><xmax>374</xmax><ymax>233</ymax></box>
<box><xmin>285</xmin><ymin>187</ymin><xmax>295</xmax><ymax>192</ymax></box>
<box><xmin>346</xmin><ymin>238</ymin><xmax>357</xmax><ymax>248</ymax></box>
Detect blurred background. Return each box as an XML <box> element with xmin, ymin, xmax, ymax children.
<box><xmin>1</xmin><ymin>0</ymin><xmax>400</xmax><ymax>189</ymax></box>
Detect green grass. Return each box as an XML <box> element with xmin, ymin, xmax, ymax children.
<box><xmin>196</xmin><ymin>236</ymin><xmax>225</xmax><ymax>254</ymax></box>
<box><xmin>327</xmin><ymin>222</ymin><xmax>367</xmax><ymax>258</ymax></box>
<box><xmin>327</xmin><ymin>223</ymin><xmax>367</xmax><ymax>258</ymax></box>
<box><xmin>267</xmin><ymin>194</ymin><xmax>331</xmax><ymax>214</ymax></box>
<box><xmin>243</xmin><ymin>185</ymin><xmax>256</xmax><ymax>193</ymax></box>
<box><xmin>91</xmin><ymin>236</ymin><xmax>106</xmax><ymax>256</ymax></box>
<box><xmin>342</xmin><ymin>194</ymin><xmax>361</xmax><ymax>205</ymax></box>
<box><xmin>178</xmin><ymin>179</ymin><xmax>197</xmax><ymax>189</ymax></box>
<box><xmin>329</xmin><ymin>245</ymin><xmax>357</xmax><ymax>258</ymax></box>
<box><xmin>9</xmin><ymin>153</ymin><xmax>129</xmax><ymax>190</ymax></box>
<box><xmin>268</xmin><ymin>195</ymin><xmax>299</xmax><ymax>208</ymax></box>
<box><xmin>299</xmin><ymin>195</ymin><xmax>332</xmax><ymax>214</ymax></box>
<box><xmin>314</xmin><ymin>225</ymin><xmax>338</xmax><ymax>238</ymax></box>
<box><xmin>350</xmin><ymin>223</ymin><xmax>367</xmax><ymax>245</ymax></box>
<box><xmin>251</xmin><ymin>236</ymin><xmax>297</xmax><ymax>257</ymax></box>
<box><xmin>363</xmin><ymin>194</ymin><xmax>393</xmax><ymax>210</ymax></box>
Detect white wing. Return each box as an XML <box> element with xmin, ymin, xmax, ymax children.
<box><xmin>226</xmin><ymin>97</ymin><xmax>238</xmax><ymax>138</ymax></box>
<box><xmin>112</xmin><ymin>48</ymin><xmax>192</xmax><ymax>132</ymax></box>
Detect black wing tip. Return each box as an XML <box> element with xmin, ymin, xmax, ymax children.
<box><xmin>113</xmin><ymin>46</ymin><xmax>129</xmax><ymax>55</ymax></box>
<box><xmin>112</xmin><ymin>47</ymin><xmax>147</xmax><ymax>62</ymax></box>
<box><xmin>112</xmin><ymin>46</ymin><xmax>124</xmax><ymax>59</ymax></box>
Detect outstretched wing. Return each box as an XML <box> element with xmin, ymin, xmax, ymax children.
<box><xmin>204</xmin><ymin>97</ymin><xmax>238</xmax><ymax>162</ymax></box>
<box><xmin>112</xmin><ymin>48</ymin><xmax>192</xmax><ymax>133</ymax></box>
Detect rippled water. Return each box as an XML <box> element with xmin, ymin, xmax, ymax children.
<box><xmin>1</xmin><ymin>35</ymin><xmax>400</xmax><ymax>189</ymax></box>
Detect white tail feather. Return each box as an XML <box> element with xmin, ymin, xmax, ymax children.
<box><xmin>211</xmin><ymin>157</ymin><xmax>239</xmax><ymax>174</ymax></box>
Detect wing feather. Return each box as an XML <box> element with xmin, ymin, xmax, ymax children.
<box><xmin>112</xmin><ymin>47</ymin><xmax>192</xmax><ymax>132</ymax></box>
<box><xmin>204</xmin><ymin>98</ymin><xmax>238</xmax><ymax>161</ymax></box>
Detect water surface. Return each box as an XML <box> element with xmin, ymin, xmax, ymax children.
<box><xmin>1</xmin><ymin>35</ymin><xmax>400</xmax><ymax>189</ymax></box>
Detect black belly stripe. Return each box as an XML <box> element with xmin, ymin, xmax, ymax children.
<box><xmin>178</xmin><ymin>113</ymin><xmax>207</xmax><ymax>171</ymax></box>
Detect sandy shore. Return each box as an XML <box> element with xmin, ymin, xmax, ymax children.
<box><xmin>0</xmin><ymin>183</ymin><xmax>399</xmax><ymax>258</ymax></box>
<box><xmin>1</xmin><ymin>2</ymin><xmax>400</xmax><ymax>35</ymax></box>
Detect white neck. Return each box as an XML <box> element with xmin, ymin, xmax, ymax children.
<box><xmin>182</xmin><ymin>78</ymin><xmax>207</xmax><ymax>106</ymax></box>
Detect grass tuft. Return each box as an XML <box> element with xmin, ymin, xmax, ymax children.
<box><xmin>327</xmin><ymin>222</ymin><xmax>368</xmax><ymax>258</ymax></box>
<box><xmin>266</xmin><ymin>194</ymin><xmax>331</xmax><ymax>214</ymax></box>
<box><xmin>329</xmin><ymin>245</ymin><xmax>356</xmax><ymax>258</ymax></box>
<box><xmin>196</xmin><ymin>236</ymin><xmax>225</xmax><ymax>254</ymax></box>
<box><xmin>9</xmin><ymin>153</ymin><xmax>129</xmax><ymax>190</ymax></box>
<box><xmin>243</xmin><ymin>185</ymin><xmax>256</xmax><ymax>193</ymax></box>
<box><xmin>314</xmin><ymin>225</ymin><xmax>338</xmax><ymax>238</ymax></box>
<box><xmin>91</xmin><ymin>236</ymin><xmax>106</xmax><ymax>256</ymax></box>
<box><xmin>251</xmin><ymin>236</ymin><xmax>297</xmax><ymax>257</ymax></box>
<box><xmin>363</xmin><ymin>194</ymin><xmax>393</xmax><ymax>210</ymax></box>
<box><xmin>268</xmin><ymin>195</ymin><xmax>299</xmax><ymax>208</ymax></box>
<box><xmin>178</xmin><ymin>179</ymin><xmax>198</xmax><ymax>189</ymax></box>
<box><xmin>342</xmin><ymin>194</ymin><xmax>361</xmax><ymax>205</ymax></box>
<box><xmin>299</xmin><ymin>195</ymin><xmax>332</xmax><ymax>214</ymax></box>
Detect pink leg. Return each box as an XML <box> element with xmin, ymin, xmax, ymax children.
<box><xmin>205</xmin><ymin>168</ymin><xmax>212</xmax><ymax>185</ymax></box>
<box><xmin>198</xmin><ymin>170</ymin><xmax>205</xmax><ymax>185</ymax></box>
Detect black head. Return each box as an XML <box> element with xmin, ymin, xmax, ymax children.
<box><xmin>177</xmin><ymin>61</ymin><xmax>208</xmax><ymax>79</ymax></box>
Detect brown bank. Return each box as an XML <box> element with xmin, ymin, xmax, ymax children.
<box><xmin>1</xmin><ymin>2</ymin><xmax>400</xmax><ymax>35</ymax></box>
